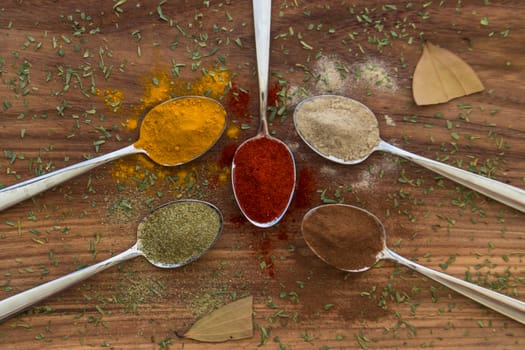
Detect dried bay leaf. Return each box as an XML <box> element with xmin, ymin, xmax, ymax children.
<box><xmin>413</xmin><ymin>41</ymin><xmax>484</xmax><ymax>106</ymax></box>
<box><xmin>184</xmin><ymin>295</ymin><xmax>253</xmax><ymax>342</ymax></box>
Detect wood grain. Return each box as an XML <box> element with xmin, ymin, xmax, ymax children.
<box><xmin>1</xmin><ymin>1</ymin><xmax>524</xmax><ymax>349</ymax></box>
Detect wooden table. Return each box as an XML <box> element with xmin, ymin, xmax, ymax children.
<box><xmin>1</xmin><ymin>1</ymin><xmax>524</xmax><ymax>349</ymax></box>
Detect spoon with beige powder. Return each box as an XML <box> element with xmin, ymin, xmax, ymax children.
<box><xmin>302</xmin><ymin>203</ymin><xmax>525</xmax><ymax>324</ymax></box>
<box><xmin>293</xmin><ymin>94</ymin><xmax>525</xmax><ymax>213</ymax></box>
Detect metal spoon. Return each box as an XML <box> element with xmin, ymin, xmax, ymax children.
<box><xmin>293</xmin><ymin>94</ymin><xmax>525</xmax><ymax>213</ymax></box>
<box><xmin>301</xmin><ymin>203</ymin><xmax>525</xmax><ymax>325</ymax></box>
<box><xmin>231</xmin><ymin>0</ymin><xmax>296</xmax><ymax>227</ymax></box>
<box><xmin>0</xmin><ymin>199</ymin><xmax>223</xmax><ymax>322</ymax></box>
<box><xmin>0</xmin><ymin>96</ymin><xmax>227</xmax><ymax>212</ymax></box>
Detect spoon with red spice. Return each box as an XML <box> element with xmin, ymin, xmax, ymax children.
<box><xmin>301</xmin><ymin>204</ymin><xmax>525</xmax><ymax>325</ymax></box>
<box><xmin>231</xmin><ymin>0</ymin><xmax>296</xmax><ymax>228</ymax></box>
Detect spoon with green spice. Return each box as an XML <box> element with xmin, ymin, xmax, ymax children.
<box><xmin>0</xmin><ymin>199</ymin><xmax>223</xmax><ymax>322</ymax></box>
<box><xmin>302</xmin><ymin>204</ymin><xmax>525</xmax><ymax>325</ymax></box>
<box><xmin>294</xmin><ymin>94</ymin><xmax>525</xmax><ymax>213</ymax></box>
<box><xmin>0</xmin><ymin>96</ymin><xmax>227</xmax><ymax>212</ymax></box>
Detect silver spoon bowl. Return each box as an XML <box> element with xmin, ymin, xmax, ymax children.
<box><xmin>0</xmin><ymin>96</ymin><xmax>227</xmax><ymax>212</ymax></box>
<box><xmin>302</xmin><ymin>203</ymin><xmax>525</xmax><ymax>325</ymax></box>
<box><xmin>231</xmin><ymin>0</ymin><xmax>296</xmax><ymax>227</ymax></box>
<box><xmin>0</xmin><ymin>199</ymin><xmax>223</xmax><ymax>322</ymax></box>
<box><xmin>293</xmin><ymin>94</ymin><xmax>525</xmax><ymax>213</ymax></box>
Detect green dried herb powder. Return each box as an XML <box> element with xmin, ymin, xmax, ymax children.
<box><xmin>138</xmin><ymin>201</ymin><xmax>221</xmax><ymax>266</ymax></box>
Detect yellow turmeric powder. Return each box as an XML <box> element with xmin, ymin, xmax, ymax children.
<box><xmin>134</xmin><ymin>96</ymin><xmax>226</xmax><ymax>166</ymax></box>
<box><xmin>109</xmin><ymin>68</ymin><xmax>233</xmax><ymax>196</ymax></box>
<box><xmin>226</xmin><ymin>124</ymin><xmax>241</xmax><ymax>139</ymax></box>
<box><xmin>123</xmin><ymin>69</ymin><xmax>231</xmax><ymax>132</ymax></box>
<box><xmin>142</xmin><ymin>71</ymin><xmax>172</xmax><ymax>107</ymax></box>
<box><xmin>103</xmin><ymin>89</ymin><xmax>124</xmax><ymax>112</ymax></box>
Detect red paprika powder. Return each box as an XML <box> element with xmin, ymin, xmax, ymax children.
<box><xmin>232</xmin><ymin>136</ymin><xmax>295</xmax><ymax>226</ymax></box>
<box><xmin>225</xmin><ymin>83</ymin><xmax>250</xmax><ymax>121</ymax></box>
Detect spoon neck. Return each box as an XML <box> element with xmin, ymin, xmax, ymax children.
<box><xmin>258</xmin><ymin>97</ymin><xmax>269</xmax><ymax>136</ymax></box>
<box><xmin>253</xmin><ymin>0</ymin><xmax>272</xmax><ymax>136</ymax></box>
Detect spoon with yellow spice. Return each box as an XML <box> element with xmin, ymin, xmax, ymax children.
<box><xmin>0</xmin><ymin>96</ymin><xmax>227</xmax><ymax>212</ymax></box>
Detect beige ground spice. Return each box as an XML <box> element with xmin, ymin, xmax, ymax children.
<box><xmin>294</xmin><ymin>95</ymin><xmax>380</xmax><ymax>162</ymax></box>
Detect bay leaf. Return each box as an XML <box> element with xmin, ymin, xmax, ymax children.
<box><xmin>183</xmin><ymin>295</ymin><xmax>253</xmax><ymax>342</ymax></box>
<box><xmin>413</xmin><ymin>41</ymin><xmax>484</xmax><ymax>106</ymax></box>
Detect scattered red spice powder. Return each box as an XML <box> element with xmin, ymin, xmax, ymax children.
<box><xmin>230</xmin><ymin>214</ymin><xmax>247</xmax><ymax>226</ymax></box>
<box><xmin>256</xmin><ymin>236</ymin><xmax>275</xmax><ymax>277</ymax></box>
<box><xmin>267</xmin><ymin>81</ymin><xmax>281</xmax><ymax>107</ymax></box>
<box><xmin>225</xmin><ymin>83</ymin><xmax>250</xmax><ymax>120</ymax></box>
<box><xmin>277</xmin><ymin>232</ymin><xmax>288</xmax><ymax>241</ymax></box>
<box><xmin>232</xmin><ymin>136</ymin><xmax>295</xmax><ymax>225</ymax></box>
<box><xmin>218</xmin><ymin>142</ymin><xmax>238</xmax><ymax>168</ymax></box>
<box><xmin>293</xmin><ymin>166</ymin><xmax>317</xmax><ymax>208</ymax></box>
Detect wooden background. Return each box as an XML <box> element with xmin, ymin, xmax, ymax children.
<box><xmin>1</xmin><ymin>1</ymin><xmax>524</xmax><ymax>349</ymax></box>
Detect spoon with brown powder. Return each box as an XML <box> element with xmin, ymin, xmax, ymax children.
<box><xmin>301</xmin><ymin>204</ymin><xmax>525</xmax><ymax>325</ymax></box>
<box><xmin>0</xmin><ymin>96</ymin><xmax>227</xmax><ymax>212</ymax></box>
<box><xmin>0</xmin><ymin>199</ymin><xmax>223</xmax><ymax>322</ymax></box>
<box><xmin>294</xmin><ymin>94</ymin><xmax>525</xmax><ymax>213</ymax></box>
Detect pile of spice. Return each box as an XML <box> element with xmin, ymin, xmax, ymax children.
<box><xmin>134</xmin><ymin>97</ymin><xmax>226</xmax><ymax>166</ymax></box>
<box><xmin>232</xmin><ymin>136</ymin><xmax>295</xmax><ymax>226</ymax></box>
<box><xmin>301</xmin><ymin>204</ymin><xmax>384</xmax><ymax>271</ymax></box>
<box><xmin>294</xmin><ymin>95</ymin><xmax>380</xmax><ymax>162</ymax></box>
<box><xmin>138</xmin><ymin>200</ymin><xmax>222</xmax><ymax>266</ymax></box>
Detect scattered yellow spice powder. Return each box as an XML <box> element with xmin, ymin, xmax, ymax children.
<box><xmin>109</xmin><ymin>68</ymin><xmax>233</xmax><ymax>197</ymax></box>
<box><xmin>142</xmin><ymin>71</ymin><xmax>173</xmax><ymax>107</ymax></box>
<box><xmin>97</xmin><ymin>88</ymin><xmax>124</xmax><ymax>112</ymax></box>
<box><xmin>226</xmin><ymin>124</ymin><xmax>241</xmax><ymax>139</ymax></box>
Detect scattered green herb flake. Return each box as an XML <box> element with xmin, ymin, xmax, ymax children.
<box><xmin>323</xmin><ymin>303</ymin><xmax>334</xmax><ymax>311</ymax></box>
<box><xmin>259</xmin><ymin>325</ymin><xmax>270</xmax><ymax>346</ymax></box>
<box><xmin>157</xmin><ymin>5</ymin><xmax>169</xmax><ymax>22</ymax></box>
<box><xmin>234</xmin><ymin>37</ymin><xmax>243</xmax><ymax>48</ymax></box>
<box><xmin>300</xmin><ymin>40</ymin><xmax>313</xmax><ymax>50</ymax></box>
<box><xmin>356</xmin><ymin>331</ymin><xmax>370</xmax><ymax>349</ymax></box>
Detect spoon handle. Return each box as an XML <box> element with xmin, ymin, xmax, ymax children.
<box><xmin>378</xmin><ymin>140</ymin><xmax>525</xmax><ymax>213</ymax></box>
<box><xmin>0</xmin><ymin>244</ymin><xmax>141</xmax><ymax>322</ymax></box>
<box><xmin>253</xmin><ymin>0</ymin><xmax>271</xmax><ymax>135</ymax></box>
<box><xmin>0</xmin><ymin>144</ymin><xmax>142</xmax><ymax>212</ymax></box>
<box><xmin>383</xmin><ymin>248</ymin><xmax>525</xmax><ymax>325</ymax></box>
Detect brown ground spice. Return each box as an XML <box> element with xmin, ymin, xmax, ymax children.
<box><xmin>301</xmin><ymin>204</ymin><xmax>385</xmax><ymax>271</ymax></box>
